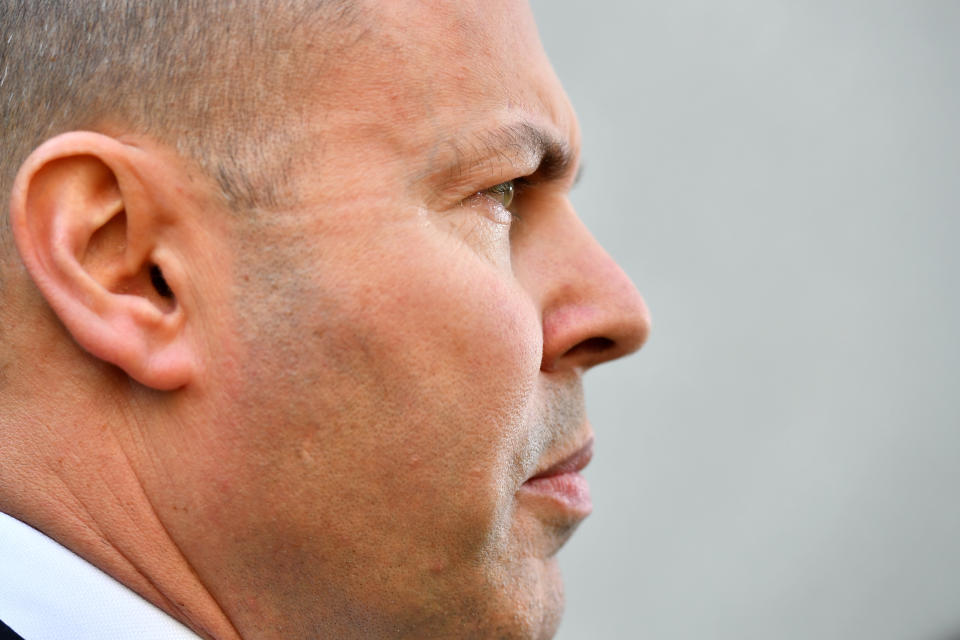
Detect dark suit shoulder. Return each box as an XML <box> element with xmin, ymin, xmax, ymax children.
<box><xmin>0</xmin><ymin>618</ymin><xmax>25</xmax><ymax>640</ymax></box>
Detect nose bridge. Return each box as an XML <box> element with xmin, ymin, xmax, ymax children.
<box><xmin>517</xmin><ymin>201</ymin><xmax>650</xmax><ymax>373</ymax></box>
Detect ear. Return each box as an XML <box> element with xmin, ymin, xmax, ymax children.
<box><xmin>9</xmin><ymin>132</ymin><xmax>198</xmax><ymax>390</ymax></box>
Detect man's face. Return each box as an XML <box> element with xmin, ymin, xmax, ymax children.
<box><xmin>160</xmin><ymin>1</ymin><xmax>649</xmax><ymax>637</ymax></box>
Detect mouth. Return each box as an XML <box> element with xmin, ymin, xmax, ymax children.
<box><xmin>518</xmin><ymin>436</ymin><xmax>594</xmax><ymax>519</ymax></box>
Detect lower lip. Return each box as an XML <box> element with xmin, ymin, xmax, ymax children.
<box><xmin>520</xmin><ymin>471</ymin><xmax>593</xmax><ymax>516</ymax></box>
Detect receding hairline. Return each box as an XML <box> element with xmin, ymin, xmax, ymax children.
<box><xmin>0</xmin><ymin>0</ymin><xmax>368</xmax><ymax>296</ymax></box>
<box><xmin>0</xmin><ymin>0</ymin><xmax>364</xmax><ymax>214</ymax></box>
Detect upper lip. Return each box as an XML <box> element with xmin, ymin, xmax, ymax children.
<box><xmin>527</xmin><ymin>436</ymin><xmax>595</xmax><ymax>481</ymax></box>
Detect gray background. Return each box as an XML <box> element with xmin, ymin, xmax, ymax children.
<box><xmin>529</xmin><ymin>2</ymin><xmax>960</xmax><ymax>639</ymax></box>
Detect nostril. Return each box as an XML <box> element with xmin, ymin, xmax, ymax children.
<box><xmin>565</xmin><ymin>336</ymin><xmax>615</xmax><ymax>359</ymax></box>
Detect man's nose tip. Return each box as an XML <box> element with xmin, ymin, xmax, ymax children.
<box><xmin>540</xmin><ymin>256</ymin><xmax>651</xmax><ymax>373</ymax></box>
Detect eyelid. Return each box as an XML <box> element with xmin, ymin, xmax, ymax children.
<box><xmin>463</xmin><ymin>191</ymin><xmax>512</xmax><ymax>226</ymax></box>
<box><xmin>480</xmin><ymin>177</ymin><xmax>534</xmax><ymax>211</ymax></box>
<box><xmin>486</xmin><ymin>176</ymin><xmax>531</xmax><ymax>198</ymax></box>
<box><xmin>457</xmin><ymin>176</ymin><xmax>529</xmax><ymax>227</ymax></box>
<box><xmin>437</xmin><ymin>167</ymin><xmax>544</xmax><ymax>215</ymax></box>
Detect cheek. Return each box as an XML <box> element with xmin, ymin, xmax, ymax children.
<box><xmin>261</xmin><ymin>225</ymin><xmax>546</xmax><ymax>540</ymax></box>
<box><xmin>340</xmin><ymin>237</ymin><xmax>543</xmax><ymax>471</ymax></box>
<box><xmin>193</xmin><ymin>220</ymin><xmax>556</xmax><ymax>632</ymax></box>
<box><xmin>239</xmin><ymin>229</ymin><xmax>549</xmax><ymax>618</ymax></box>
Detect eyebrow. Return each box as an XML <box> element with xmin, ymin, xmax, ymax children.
<box><xmin>442</xmin><ymin>121</ymin><xmax>578</xmax><ymax>188</ymax></box>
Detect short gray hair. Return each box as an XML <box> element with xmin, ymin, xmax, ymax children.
<box><xmin>0</xmin><ymin>0</ymin><xmax>358</xmax><ymax>284</ymax></box>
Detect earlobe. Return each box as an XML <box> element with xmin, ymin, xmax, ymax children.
<box><xmin>9</xmin><ymin>132</ymin><xmax>197</xmax><ymax>390</ymax></box>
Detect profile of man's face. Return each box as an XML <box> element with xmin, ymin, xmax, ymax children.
<box><xmin>120</xmin><ymin>1</ymin><xmax>649</xmax><ymax>638</ymax></box>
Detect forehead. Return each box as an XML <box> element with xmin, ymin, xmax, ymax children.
<box><xmin>373</xmin><ymin>0</ymin><xmax>552</xmax><ymax>93</ymax></box>
<box><xmin>285</xmin><ymin>0</ymin><xmax>579</xmax><ymax>189</ymax></box>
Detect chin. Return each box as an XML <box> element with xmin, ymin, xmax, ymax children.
<box><xmin>394</xmin><ymin>550</ymin><xmax>566</xmax><ymax>640</ymax></box>
<box><xmin>470</xmin><ymin>554</ymin><xmax>567</xmax><ymax>640</ymax></box>
<box><xmin>463</xmin><ymin>498</ymin><xmax>574</xmax><ymax>639</ymax></box>
<box><xmin>528</xmin><ymin>557</ymin><xmax>567</xmax><ymax>640</ymax></box>
<box><xmin>519</xmin><ymin>560</ymin><xmax>566</xmax><ymax>640</ymax></box>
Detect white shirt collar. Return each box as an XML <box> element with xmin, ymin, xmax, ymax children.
<box><xmin>0</xmin><ymin>511</ymin><xmax>202</xmax><ymax>640</ymax></box>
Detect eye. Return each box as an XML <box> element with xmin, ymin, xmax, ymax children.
<box><xmin>482</xmin><ymin>180</ymin><xmax>515</xmax><ymax>208</ymax></box>
<box><xmin>460</xmin><ymin>178</ymin><xmax>526</xmax><ymax>227</ymax></box>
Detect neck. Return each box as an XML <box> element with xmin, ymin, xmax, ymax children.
<box><xmin>0</xmin><ymin>371</ymin><xmax>242</xmax><ymax>640</ymax></box>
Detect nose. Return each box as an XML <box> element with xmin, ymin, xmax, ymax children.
<box><xmin>515</xmin><ymin>199</ymin><xmax>651</xmax><ymax>373</ymax></box>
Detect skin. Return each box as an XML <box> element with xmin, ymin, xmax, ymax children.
<box><xmin>0</xmin><ymin>1</ymin><xmax>649</xmax><ymax>639</ymax></box>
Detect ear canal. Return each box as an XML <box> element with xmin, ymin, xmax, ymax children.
<box><xmin>149</xmin><ymin>264</ymin><xmax>174</xmax><ymax>299</ymax></box>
